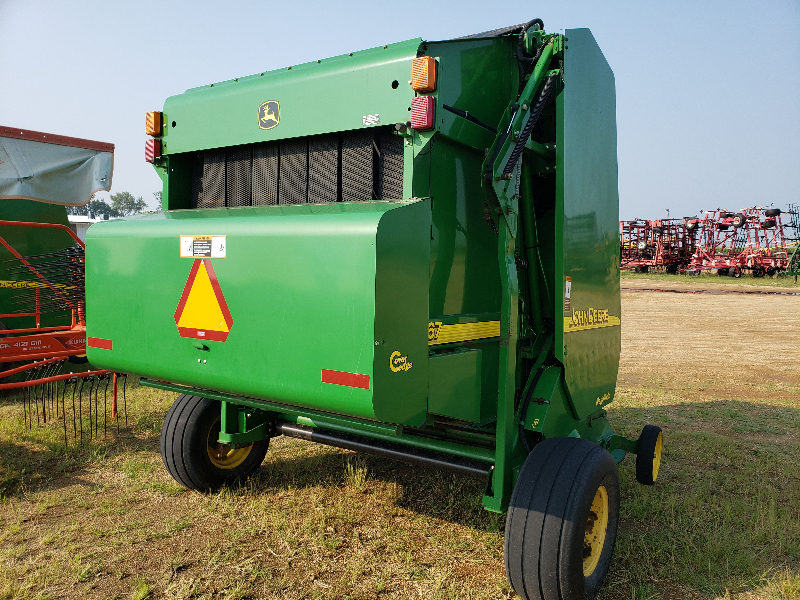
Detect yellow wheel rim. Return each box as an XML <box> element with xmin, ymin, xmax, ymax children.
<box><xmin>652</xmin><ymin>432</ymin><xmax>663</xmax><ymax>482</ymax></box>
<box><xmin>206</xmin><ymin>417</ymin><xmax>252</xmax><ymax>470</ymax></box>
<box><xmin>583</xmin><ymin>485</ymin><xmax>609</xmax><ymax>577</ymax></box>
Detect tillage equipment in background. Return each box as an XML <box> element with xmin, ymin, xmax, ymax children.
<box><xmin>86</xmin><ymin>20</ymin><xmax>663</xmax><ymax>598</ymax></box>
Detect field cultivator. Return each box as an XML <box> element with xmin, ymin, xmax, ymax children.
<box><xmin>620</xmin><ymin>218</ymin><xmax>695</xmax><ymax>273</ymax></box>
<box><xmin>686</xmin><ymin>207</ymin><xmax>797</xmax><ymax>276</ymax></box>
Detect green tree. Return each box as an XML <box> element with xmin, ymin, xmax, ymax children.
<box><xmin>153</xmin><ymin>191</ymin><xmax>163</xmax><ymax>211</ymax></box>
<box><xmin>110</xmin><ymin>192</ymin><xmax>147</xmax><ymax>216</ymax></box>
<box><xmin>67</xmin><ymin>198</ymin><xmax>118</xmax><ymax>217</ymax></box>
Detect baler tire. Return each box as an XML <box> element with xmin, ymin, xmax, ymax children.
<box><xmin>505</xmin><ymin>437</ymin><xmax>620</xmax><ymax>600</ymax></box>
<box><xmin>160</xmin><ymin>394</ymin><xmax>269</xmax><ymax>492</ymax></box>
<box><xmin>635</xmin><ymin>425</ymin><xmax>663</xmax><ymax>485</ymax></box>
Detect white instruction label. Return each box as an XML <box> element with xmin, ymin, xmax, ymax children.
<box><xmin>180</xmin><ymin>235</ymin><xmax>226</xmax><ymax>258</ymax></box>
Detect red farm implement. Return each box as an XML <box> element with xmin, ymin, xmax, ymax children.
<box><xmin>687</xmin><ymin>207</ymin><xmax>796</xmax><ymax>276</ymax></box>
<box><xmin>0</xmin><ymin>126</ymin><xmax>127</xmax><ymax>443</ymax></box>
<box><xmin>620</xmin><ymin>218</ymin><xmax>696</xmax><ymax>273</ymax></box>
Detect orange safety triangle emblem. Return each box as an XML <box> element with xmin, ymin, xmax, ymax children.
<box><xmin>174</xmin><ymin>259</ymin><xmax>234</xmax><ymax>342</ymax></box>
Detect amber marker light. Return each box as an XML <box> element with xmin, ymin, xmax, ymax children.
<box><xmin>411</xmin><ymin>56</ymin><xmax>436</xmax><ymax>92</ymax></box>
<box><xmin>146</xmin><ymin>111</ymin><xmax>163</xmax><ymax>136</ymax></box>
<box><xmin>145</xmin><ymin>138</ymin><xmax>162</xmax><ymax>163</ymax></box>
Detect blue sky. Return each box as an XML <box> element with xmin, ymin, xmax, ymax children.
<box><xmin>1</xmin><ymin>0</ymin><xmax>798</xmax><ymax>220</ymax></box>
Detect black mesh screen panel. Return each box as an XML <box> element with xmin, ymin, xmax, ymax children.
<box><xmin>252</xmin><ymin>142</ymin><xmax>279</xmax><ymax>205</ymax></box>
<box><xmin>308</xmin><ymin>135</ymin><xmax>338</xmax><ymax>204</ymax></box>
<box><xmin>226</xmin><ymin>147</ymin><xmax>252</xmax><ymax>207</ymax></box>
<box><xmin>194</xmin><ymin>150</ymin><xmax>226</xmax><ymax>209</ymax></box>
<box><xmin>378</xmin><ymin>132</ymin><xmax>404</xmax><ymax>199</ymax></box>
<box><xmin>341</xmin><ymin>131</ymin><xmax>373</xmax><ymax>201</ymax></box>
<box><xmin>279</xmin><ymin>139</ymin><xmax>308</xmax><ymax>205</ymax></box>
<box><xmin>190</xmin><ymin>153</ymin><xmax>204</xmax><ymax>208</ymax></box>
<box><xmin>186</xmin><ymin>128</ymin><xmax>402</xmax><ymax>209</ymax></box>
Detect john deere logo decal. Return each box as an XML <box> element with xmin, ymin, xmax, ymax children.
<box><xmin>258</xmin><ymin>101</ymin><xmax>280</xmax><ymax>130</ymax></box>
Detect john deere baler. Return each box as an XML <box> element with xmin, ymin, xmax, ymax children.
<box><xmin>86</xmin><ymin>21</ymin><xmax>662</xmax><ymax>598</ymax></box>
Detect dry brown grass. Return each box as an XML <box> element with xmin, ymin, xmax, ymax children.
<box><xmin>0</xmin><ymin>282</ymin><xmax>798</xmax><ymax>599</ymax></box>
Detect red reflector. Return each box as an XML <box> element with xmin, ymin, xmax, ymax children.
<box><xmin>321</xmin><ymin>369</ymin><xmax>370</xmax><ymax>390</ymax></box>
<box><xmin>411</xmin><ymin>96</ymin><xmax>435</xmax><ymax>131</ymax></box>
<box><xmin>145</xmin><ymin>138</ymin><xmax>162</xmax><ymax>163</ymax></box>
<box><xmin>88</xmin><ymin>337</ymin><xmax>112</xmax><ymax>350</ymax></box>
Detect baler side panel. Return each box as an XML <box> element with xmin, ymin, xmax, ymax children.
<box><xmin>556</xmin><ymin>29</ymin><xmax>621</xmax><ymax>419</ymax></box>
<box><xmin>373</xmin><ymin>198</ymin><xmax>430</xmax><ymax>426</ymax></box>
<box><xmin>86</xmin><ymin>203</ymin><xmax>426</xmax><ymax>421</ymax></box>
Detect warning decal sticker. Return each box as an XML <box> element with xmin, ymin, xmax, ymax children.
<box><xmin>174</xmin><ymin>259</ymin><xmax>234</xmax><ymax>342</ymax></box>
<box><xmin>180</xmin><ymin>235</ymin><xmax>226</xmax><ymax>258</ymax></box>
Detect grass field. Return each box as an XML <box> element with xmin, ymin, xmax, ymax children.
<box><xmin>1</xmin><ymin>279</ymin><xmax>798</xmax><ymax>599</ymax></box>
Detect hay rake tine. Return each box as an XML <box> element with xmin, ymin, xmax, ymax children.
<box><xmin>77</xmin><ymin>377</ymin><xmax>85</xmax><ymax>443</ymax></box>
<box><xmin>87</xmin><ymin>376</ymin><xmax>95</xmax><ymax>441</ymax></box>
<box><xmin>94</xmin><ymin>375</ymin><xmax>100</xmax><ymax>439</ymax></box>
<box><xmin>102</xmin><ymin>375</ymin><xmax>110</xmax><ymax>438</ymax></box>
<box><xmin>122</xmin><ymin>374</ymin><xmax>128</xmax><ymax>427</ymax></box>
<box><xmin>61</xmin><ymin>376</ymin><xmax>68</xmax><ymax>447</ymax></box>
<box><xmin>71</xmin><ymin>377</ymin><xmax>78</xmax><ymax>440</ymax></box>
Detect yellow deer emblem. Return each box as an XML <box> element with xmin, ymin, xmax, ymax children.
<box><xmin>258</xmin><ymin>101</ymin><xmax>280</xmax><ymax>130</ymax></box>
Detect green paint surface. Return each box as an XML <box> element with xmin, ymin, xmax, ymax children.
<box><xmin>86</xmin><ymin>199</ymin><xmax>429</xmax><ymax>425</ymax></box>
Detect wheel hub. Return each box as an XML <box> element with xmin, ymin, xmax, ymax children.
<box><xmin>583</xmin><ymin>484</ymin><xmax>609</xmax><ymax>577</ymax></box>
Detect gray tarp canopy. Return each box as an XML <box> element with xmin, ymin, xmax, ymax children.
<box><xmin>0</xmin><ymin>126</ymin><xmax>114</xmax><ymax>206</ymax></box>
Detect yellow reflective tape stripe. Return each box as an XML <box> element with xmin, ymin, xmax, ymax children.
<box><xmin>428</xmin><ymin>320</ymin><xmax>501</xmax><ymax>346</ymax></box>
<box><xmin>0</xmin><ymin>280</ymin><xmax>75</xmax><ymax>290</ymax></box>
<box><xmin>563</xmin><ymin>315</ymin><xmax>621</xmax><ymax>333</ymax></box>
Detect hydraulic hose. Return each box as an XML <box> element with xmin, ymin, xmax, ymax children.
<box><xmin>502</xmin><ymin>73</ymin><xmax>557</xmax><ymax>175</ymax></box>
<box><xmin>516</xmin><ymin>18</ymin><xmax>545</xmax><ymax>94</ymax></box>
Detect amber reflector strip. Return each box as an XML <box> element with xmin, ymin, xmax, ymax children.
<box><xmin>145</xmin><ymin>111</ymin><xmax>163</xmax><ymax>136</ymax></box>
<box><xmin>411</xmin><ymin>56</ymin><xmax>436</xmax><ymax>92</ymax></box>
<box><xmin>410</xmin><ymin>96</ymin><xmax>435</xmax><ymax>130</ymax></box>
<box><xmin>145</xmin><ymin>138</ymin><xmax>162</xmax><ymax>163</ymax></box>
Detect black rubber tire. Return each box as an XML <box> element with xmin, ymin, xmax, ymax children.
<box><xmin>686</xmin><ymin>220</ymin><xmax>699</xmax><ymax>230</ymax></box>
<box><xmin>718</xmin><ymin>223</ymin><xmax>730</xmax><ymax>230</ymax></box>
<box><xmin>720</xmin><ymin>211</ymin><xmax>734</xmax><ymax>218</ymax></box>
<box><xmin>160</xmin><ymin>394</ymin><xmax>269</xmax><ymax>492</ymax></box>
<box><xmin>733</xmin><ymin>213</ymin><xmax>747</xmax><ymax>227</ymax></box>
<box><xmin>752</xmin><ymin>267</ymin><xmax>765</xmax><ymax>278</ymax></box>
<box><xmin>505</xmin><ymin>437</ymin><xmax>620</xmax><ymax>600</ymax></box>
<box><xmin>635</xmin><ymin>425</ymin><xmax>663</xmax><ymax>485</ymax></box>
<box><xmin>765</xmin><ymin>208</ymin><xmax>781</xmax><ymax>217</ymax></box>
<box><xmin>717</xmin><ymin>268</ymin><xmax>729</xmax><ymax>276</ymax></box>
<box><xmin>651</xmin><ymin>226</ymin><xmax>663</xmax><ymax>235</ymax></box>
<box><xmin>730</xmin><ymin>268</ymin><xmax>741</xmax><ymax>278</ymax></box>
<box><xmin>766</xmin><ymin>266</ymin><xmax>776</xmax><ymax>276</ymax></box>
<box><xmin>762</xmin><ymin>219</ymin><xmax>776</xmax><ymax>229</ymax></box>
<box><xmin>665</xmin><ymin>264</ymin><xmax>678</xmax><ymax>274</ymax></box>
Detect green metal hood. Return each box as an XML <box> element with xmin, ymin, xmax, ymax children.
<box><xmin>160</xmin><ymin>39</ymin><xmax>423</xmax><ymax>154</ymax></box>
